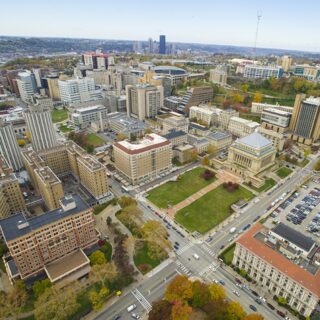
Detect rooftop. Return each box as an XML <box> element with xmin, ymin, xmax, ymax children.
<box><xmin>263</xmin><ymin>107</ymin><xmax>292</xmax><ymax>116</ymax></box>
<box><xmin>237</xmin><ymin>132</ymin><xmax>272</xmax><ymax>149</ymax></box>
<box><xmin>0</xmin><ymin>195</ymin><xmax>89</xmax><ymax>242</ymax></box>
<box><xmin>114</xmin><ymin>133</ymin><xmax>171</xmax><ymax>154</ymax></box>
<box><xmin>207</xmin><ymin>131</ymin><xmax>232</xmax><ymax>141</ymax></box>
<box><xmin>271</xmin><ymin>223</ymin><xmax>315</xmax><ymax>252</ymax></box>
<box><xmin>189</xmin><ymin>122</ymin><xmax>209</xmax><ymax>131</ymax></box>
<box><xmin>304</xmin><ymin>96</ymin><xmax>320</xmax><ymax>106</ymax></box>
<box><xmin>164</xmin><ymin>130</ymin><xmax>187</xmax><ymax>140</ymax></box>
<box><xmin>237</xmin><ymin>224</ymin><xmax>320</xmax><ymax>297</ymax></box>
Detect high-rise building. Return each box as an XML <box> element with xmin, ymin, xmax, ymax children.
<box><xmin>180</xmin><ymin>87</ymin><xmax>214</xmax><ymax>114</ymax></box>
<box><xmin>126</xmin><ymin>84</ymin><xmax>163</xmax><ymax>120</ymax></box>
<box><xmin>0</xmin><ymin>118</ymin><xmax>23</xmax><ymax>171</ymax></box>
<box><xmin>58</xmin><ymin>77</ymin><xmax>102</xmax><ymax>104</ymax></box>
<box><xmin>209</xmin><ymin>69</ymin><xmax>227</xmax><ymax>85</ymax></box>
<box><xmin>114</xmin><ymin>133</ymin><xmax>172</xmax><ymax>185</ymax></box>
<box><xmin>159</xmin><ymin>35</ymin><xmax>166</xmax><ymax>54</ymax></box>
<box><xmin>45</xmin><ymin>74</ymin><xmax>61</xmax><ymax>100</ymax></box>
<box><xmin>82</xmin><ymin>50</ymin><xmax>110</xmax><ymax>69</ymax></box>
<box><xmin>148</xmin><ymin>38</ymin><xmax>154</xmax><ymax>54</ymax></box>
<box><xmin>16</xmin><ymin>71</ymin><xmax>37</xmax><ymax>102</ymax></box>
<box><xmin>289</xmin><ymin>94</ymin><xmax>320</xmax><ymax>145</ymax></box>
<box><xmin>280</xmin><ymin>55</ymin><xmax>293</xmax><ymax>72</ymax></box>
<box><xmin>0</xmin><ymin>195</ymin><xmax>97</xmax><ymax>284</ymax></box>
<box><xmin>0</xmin><ymin>155</ymin><xmax>26</xmax><ymax>219</ymax></box>
<box><xmin>24</xmin><ymin>105</ymin><xmax>57</xmax><ymax>152</ymax></box>
<box><xmin>244</xmin><ymin>65</ymin><xmax>284</xmax><ymax>79</ymax></box>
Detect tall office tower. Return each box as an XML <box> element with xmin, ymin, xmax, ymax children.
<box><xmin>126</xmin><ymin>84</ymin><xmax>163</xmax><ymax>121</ymax></box>
<box><xmin>58</xmin><ymin>77</ymin><xmax>101</xmax><ymax>104</ymax></box>
<box><xmin>0</xmin><ymin>155</ymin><xmax>26</xmax><ymax>218</ymax></box>
<box><xmin>45</xmin><ymin>74</ymin><xmax>61</xmax><ymax>100</ymax></box>
<box><xmin>0</xmin><ymin>195</ymin><xmax>97</xmax><ymax>284</ymax></box>
<box><xmin>289</xmin><ymin>94</ymin><xmax>320</xmax><ymax>145</ymax></box>
<box><xmin>159</xmin><ymin>35</ymin><xmax>166</xmax><ymax>54</ymax></box>
<box><xmin>148</xmin><ymin>38</ymin><xmax>154</xmax><ymax>54</ymax></box>
<box><xmin>281</xmin><ymin>55</ymin><xmax>293</xmax><ymax>72</ymax></box>
<box><xmin>24</xmin><ymin>105</ymin><xmax>57</xmax><ymax>152</ymax></box>
<box><xmin>16</xmin><ymin>71</ymin><xmax>37</xmax><ymax>102</ymax></box>
<box><xmin>0</xmin><ymin>118</ymin><xmax>23</xmax><ymax>171</ymax></box>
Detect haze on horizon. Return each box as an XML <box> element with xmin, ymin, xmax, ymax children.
<box><xmin>1</xmin><ymin>0</ymin><xmax>320</xmax><ymax>53</ymax></box>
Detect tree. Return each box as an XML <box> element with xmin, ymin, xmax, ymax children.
<box><xmin>145</xmin><ymin>128</ymin><xmax>153</xmax><ymax>134</ymax></box>
<box><xmin>26</xmin><ymin>131</ymin><xmax>31</xmax><ymax>142</ymax></box>
<box><xmin>190</xmin><ymin>149</ymin><xmax>198</xmax><ymax>161</ymax></box>
<box><xmin>86</xmin><ymin>144</ymin><xmax>94</xmax><ymax>154</ymax></box>
<box><xmin>191</xmin><ymin>280</ymin><xmax>210</xmax><ymax>308</ymax></box>
<box><xmin>277</xmin><ymin>296</ymin><xmax>287</xmax><ymax>306</ymax></box>
<box><xmin>147</xmin><ymin>241</ymin><xmax>168</xmax><ymax>260</ymax></box>
<box><xmin>7</xmin><ymin>281</ymin><xmax>28</xmax><ymax>310</ymax></box>
<box><xmin>208</xmin><ymin>283</ymin><xmax>226</xmax><ymax>301</ymax></box>
<box><xmin>89</xmin><ymin>262</ymin><xmax>118</xmax><ymax>286</ymax></box>
<box><xmin>141</xmin><ymin>220</ymin><xmax>171</xmax><ymax>250</ymax></box>
<box><xmin>118</xmin><ymin>196</ymin><xmax>137</xmax><ymax>208</ymax></box>
<box><xmin>241</xmin><ymin>84</ymin><xmax>249</xmax><ymax>93</ymax></box>
<box><xmin>253</xmin><ymin>92</ymin><xmax>263</xmax><ymax>103</ymax></box>
<box><xmin>116</xmin><ymin>133</ymin><xmax>127</xmax><ymax>141</ymax></box>
<box><xmin>304</xmin><ymin>147</ymin><xmax>311</xmax><ymax>158</ymax></box>
<box><xmin>89</xmin><ymin>250</ymin><xmax>106</xmax><ymax>265</ymax></box>
<box><xmin>148</xmin><ymin>300</ymin><xmax>172</xmax><ymax>320</ymax></box>
<box><xmin>34</xmin><ymin>284</ymin><xmax>80</xmax><ymax>320</ymax></box>
<box><xmin>165</xmin><ymin>275</ymin><xmax>193</xmax><ymax>303</ymax></box>
<box><xmin>171</xmin><ymin>301</ymin><xmax>192</xmax><ymax>320</ymax></box>
<box><xmin>33</xmin><ymin>279</ymin><xmax>52</xmax><ymax>298</ymax></box>
<box><xmin>202</xmin><ymin>156</ymin><xmax>210</xmax><ymax>166</ymax></box>
<box><xmin>88</xmin><ymin>287</ymin><xmax>109</xmax><ymax>310</ymax></box>
<box><xmin>17</xmin><ymin>139</ymin><xmax>26</xmax><ymax>147</ymax></box>
<box><xmin>226</xmin><ymin>301</ymin><xmax>246</xmax><ymax>320</ymax></box>
<box><xmin>106</xmin><ymin>216</ymin><xmax>112</xmax><ymax>225</ymax></box>
<box><xmin>231</xmin><ymin>93</ymin><xmax>244</xmax><ymax>104</ymax></box>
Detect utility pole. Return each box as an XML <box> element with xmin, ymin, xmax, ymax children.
<box><xmin>253</xmin><ymin>12</ymin><xmax>262</xmax><ymax>63</ymax></box>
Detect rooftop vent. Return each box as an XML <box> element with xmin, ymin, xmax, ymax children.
<box><xmin>17</xmin><ymin>220</ymin><xmax>30</xmax><ymax>230</ymax></box>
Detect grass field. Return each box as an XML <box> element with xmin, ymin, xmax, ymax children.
<box><xmin>245</xmin><ymin>178</ymin><xmax>276</xmax><ymax>193</ymax></box>
<box><xmin>51</xmin><ymin>109</ymin><xmax>68</xmax><ymax>123</ymax></box>
<box><xmin>59</xmin><ymin>124</ymin><xmax>73</xmax><ymax>133</ymax></box>
<box><xmin>85</xmin><ymin>133</ymin><xmax>105</xmax><ymax>147</ymax></box>
<box><xmin>219</xmin><ymin>243</ymin><xmax>235</xmax><ymax>265</ymax></box>
<box><xmin>175</xmin><ymin>185</ymin><xmax>254</xmax><ymax>234</ymax></box>
<box><xmin>276</xmin><ymin>167</ymin><xmax>293</xmax><ymax>178</ymax></box>
<box><xmin>147</xmin><ymin>167</ymin><xmax>216</xmax><ymax>208</ymax></box>
<box><xmin>134</xmin><ymin>242</ymin><xmax>161</xmax><ymax>274</ymax></box>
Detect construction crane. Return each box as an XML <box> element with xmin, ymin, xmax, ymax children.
<box><xmin>253</xmin><ymin>12</ymin><xmax>262</xmax><ymax>62</ymax></box>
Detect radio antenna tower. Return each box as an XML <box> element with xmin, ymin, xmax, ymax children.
<box><xmin>253</xmin><ymin>12</ymin><xmax>262</xmax><ymax>62</ymax></box>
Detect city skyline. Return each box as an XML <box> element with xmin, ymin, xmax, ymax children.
<box><xmin>1</xmin><ymin>0</ymin><xmax>320</xmax><ymax>52</ymax></box>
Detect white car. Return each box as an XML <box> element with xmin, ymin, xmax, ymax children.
<box><xmin>232</xmin><ymin>290</ymin><xmax>240</xmax><ymax>297</ymax></box>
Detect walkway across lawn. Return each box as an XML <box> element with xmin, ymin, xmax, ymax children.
<box><xmin>147</xmin><ymin>167</ymin><xmax>216</xmax><ymax>208</ymax></box>
<box><xmin>175</xmin><ymin>185</ymin><xmax>254</xmax><ymax>234</ymax></box>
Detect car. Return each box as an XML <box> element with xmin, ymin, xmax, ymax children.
<box><xmin>193</xmin><ymin>253</ymin><xmax>200</xmax><ymax>260</ymax></box>
<box><xmin>174</xmin><ymin>241</ymin><xmax>180</xmax><ymax>246</ymax></box>
<box><xmin>255</xmin><ymin>298</ymin><xmax>262</xmax><ymax>305</ymax></box>
<box><xmin>131</xmin><ymin>313</ymin><xmax>140</xmax><ymax>319</ymax></box>
<box><xmin>249</xmin><ymin>305</ymin><xmax>257</xmax><ymax>312</ymax></box>
<box><xmin>112</xmin><ymin>315</ymin><xmax>121</xmax><ymax>320</ymax></box>
<box><xmin>235</xmin><ymin>278</ymin><xmax>242</xmax><ymax>284</ymax></box>
<box><xmin>127</xmin><ymin>304</ymin><xmax>137</xmax><ymax>312</ymax></box>
<box><xmin>174</xmin><ymin>244</ymin><xmax>179</xmax><ymax>250</ymax></box>
<box><xmin>277</xmin><ymin>310</ymin><xmax>285</xmax><ymax>318</ymax></box>
<box><xmin>232</xmin><ymin>290</ymin><xmax>240</xmax><ymax>297</ymax></box>
<box><xmin>220</xmin><ymin>244</ymin><xmax>225</xmax><ymax>250</ymax></box>
<box><xmin>251</xmin><ymin>290</ymin><xmax>259</xmax><ymax>297</ymax></box>
<box><xmin>218</xmin><ymin>280</ymin><xmax>225</xmax><ymax>285</ymax></box>
<box><xmin>267</xmin><ymin>303</ymin><xmax>275</xmax><ymax>310</ymax></box>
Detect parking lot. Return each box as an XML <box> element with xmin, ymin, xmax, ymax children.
<box><xmin>265</xmin><ymin>181</ymin><xmax>320</xmax><ymax>242</ymax></box>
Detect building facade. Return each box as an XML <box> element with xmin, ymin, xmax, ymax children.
<box><xmin>16</xmin><ymin>71</ymin><xmax>37</xmax><ymax>102</ymax></box>
<box><xmin>24</xmin><ymin>105</ymin><xmax>57</xmax><ymax>152</ymax></box>
<box><xmin>244</xmin><ymin>65</ymin><xmax>283</xmax><ymax>79</ymax></box>
<box><xmin>189</xmin><ymin>105</ymin><xmax>216</xmax><ymax>126</ymax></box>
<box><xmin>252</xmin><ymin>102</ymin><xmax>293</xmax><ymax>114</ymax></box>
<box><xmin>0</xmin><ymin>118</ymin><xmax>23</xmax><ymax>171</ymax></box>
<box><xmin>261</xmin><ymin>107</ymin><xmax>291</xmax><ymax>129</ymax></box>
<box><xmin>159</xmin><ymin>35</ymin><xmax>166</xmax><ymax>54</ymax></box>
<box><xmin>233</xmin><ymin>224</ymin><xmax>320</xmax><ymax>317</ymax></box>
<box><xmin>0</xmin><ymin>195</ymin><xmax>97</xmax><ymax>283</ymax></box>
<box><xmin>158</xmin><ymin>113</ymin><xmax>189</xmax><ymax>134</ymax></box>
<box><xmin>209</xmin><ymin>69</ymin><xmax>227</xmax><ymax>85</ymax></box>
<box><xmin>113</xmin><ymin>134</ymin><xmax>172</xmax><ymax>185</ymax></box>
<box><xmin>227</xmin><ymin>116</ymin><xmax>260</xmax><ymax>137</ymax></box>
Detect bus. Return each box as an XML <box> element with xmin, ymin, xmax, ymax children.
<box><xmin>121</xmin><ymin>185</ymin><xmax>129</xmax><ymax>193</ymax></box>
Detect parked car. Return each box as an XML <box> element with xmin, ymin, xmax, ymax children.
<box><xmin>249</xmin><ymin>305</ymin><xmax>257</xmax><ymax>312</ymax></box>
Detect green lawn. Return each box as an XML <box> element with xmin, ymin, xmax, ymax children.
<box><xmin>175</xmin><ymin>185</ymin><xmax>254</xmax><ymax>234</ymax></box>
<box><xmin>59</xmin><ymin>124</ymin><xmax>73</xmax><ymax>133</ymax></box>
<box><xmin>134</xmin><ymin>242</ymin><xmax>161</xmax><ymax>274</ymax></box>
<box><xmin>85</xmin><ymin>133</ymin><xmax>105</xmax><ymax>147</ymax></box>
<box><xmin>51</xmin><ymin>109</ymin><xmax>68</xmax><ymax>123</ymax></box>
<box><xmin>276</xmin><ymin>167</ymin><xmax>293</xmax><ymax>178</ymax></box>
<box><xmin>147</xmin><ymin>167</ymin><xmax>216</xmax><ymax>208</ymax></box>
<box><xmin>219</xmin><ymin>243</ymin><xmax>235</xmax><ymax>265</ymax></box>
<box><xmin>239</xmin><ymin>113</ymin><xmax>261</xmax><ymax>123</ymax></box>
<box><xmin>245</xmin><ymin>178</ymin><xmax>276</xmax><ymax>193</ymax></box>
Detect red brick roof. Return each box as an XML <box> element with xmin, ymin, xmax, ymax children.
<box><xmin>236</xmin><ymin>223</ymin><xmax>320</xmax><ymax>297</ymax></box>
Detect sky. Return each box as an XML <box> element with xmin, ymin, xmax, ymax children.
<box><xmin>1</xmin><ymin>0</ymin><xmax>320</xmax><ymax>52</ymax></box>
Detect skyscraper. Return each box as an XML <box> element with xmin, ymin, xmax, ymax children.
<box><xmin>159</xmin><ymin>35</ymin><xmax>166</xmax><ymax>54</ymax></box>
<box><xmin>16</xmin><ymin>71</ymin><xmax>37</xmax><ymax>102</ymax></box>
<box><xmin>24</xmin><ymin>105</ymin><xmax>57</xmax><ymax>152</ymax></box>
<box><xmin>0</xmin><ymin>118</ymin><xmax>23</xmax><ymax>171</ymax></box>
<box><xmin>289</xmin><ymin>94</ymin><xmax>320</xmax><ymax>145</ymax></box>
<box><xmin>148</xmin><ymin>38</ymin><xmax>153</xmax><ymax>54</ymax></box>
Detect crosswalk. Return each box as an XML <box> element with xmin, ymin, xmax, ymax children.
<box><xmin>201</xmin><ymin>243</ymin><xmax>215</xmax><ymax>257</ymax></box>
<box><xmin>175</xmin><ymin>242</ymin><xmax>193</xmax><ymax>255</ymax></box>
<box><xmin>131</xmin><ymin>289</ymin><xmax>152</xmax><ymax>312</ymax></box>
<box><xmin>175</xmin><ymin>261</ymin><xmax>192</xmax><ymax>276</ymax></box>
<box><xmin>198</xmin><ymin>262</ymin><xmax>218</xmax><ymax>277</ymax></box>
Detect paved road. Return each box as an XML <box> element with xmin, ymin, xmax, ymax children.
<box><xmin>93</xmin><ymin>156</ymin><xmax>317</xmax><ymax>320</ymax></box>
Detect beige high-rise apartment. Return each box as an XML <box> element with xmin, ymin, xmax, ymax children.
<box><xmin>126</xmin><ymin>84</ymin><xmax>163</xmax><ymax>120</ymax></box>
<box><xmin>281</xmin><ymin>55</ymin><xmax>293</xmax><ymax>72</ymax></box>
<box><xmin>0</xmin><ymin>195</ymin><xmax>96</xmax><ymax>284</ymax></box>
<box><xmin>0</xmin><ymin>155</ymin><xmax>26</xmax><ymax>219</ymax></box>
<box><xmin>114</xmin><ymin>133</ymin><xmax>172</xmax><ymax>185</ymax></box>
<box><xmin>289</xmin><ymin>94</ymin><xmax>320</xmax><ymax>145</ymax></box>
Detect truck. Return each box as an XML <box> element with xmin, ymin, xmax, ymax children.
<box><xmin>229</xmin><ymin>227</ymin><xmax>237</xmax><ymax>234</ymax></box>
